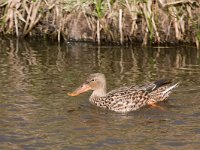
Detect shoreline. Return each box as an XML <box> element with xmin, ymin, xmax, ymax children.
<box><xmin>0</xmin><ymin>0</ymin><xmax>199</xmax><ymax>48</ymax></box>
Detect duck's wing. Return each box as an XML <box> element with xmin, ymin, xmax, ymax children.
<box><xmin>106</xmin><ymin>79</ymin><xmax>173</xmax><ymax>100</ymax></box>
<box><xmin>133</xmin><ymin>79</ymin><xmax>172</xmax><ymax>92</ymax></box>
<box><xmin>103</xmin><ymin>86</ymin><xmax>149</xmax><ymax>112</ymax></box>
<box><xmin>106</xmin><ymin>85</ymin><xmax>143</xmax><ymax>99</ymax></box>
<box><xmin>106</xmin><ymin>79</ymin><xmax>173</xmax><ymax>99</ymax></box>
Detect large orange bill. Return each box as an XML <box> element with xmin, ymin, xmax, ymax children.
<box><xmin>68</xmin><ymin>84</ymin><xmax>91</xmax><ymax>96</ymax></box>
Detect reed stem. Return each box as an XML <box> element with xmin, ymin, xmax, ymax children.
<box><xmin>119</xmin><ymin>9</ymin><xmax>123</xmax><ymax>45</ymax></box>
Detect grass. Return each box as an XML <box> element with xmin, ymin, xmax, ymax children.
<box><xmin>0</xmin><ymin>0</ymin><xmax>199</xmax><ymax>47</ymax></box>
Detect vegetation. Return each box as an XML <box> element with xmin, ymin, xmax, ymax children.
<box><xmin>0</xmin><ymin>0</ymin><xmax>199</xmax><ymax>47</ymax></box>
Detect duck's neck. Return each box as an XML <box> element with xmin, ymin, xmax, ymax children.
<box><xmin>90</xmin><ymin>87</ymin><xmax>107</xmax><ymax>99</ymax></box>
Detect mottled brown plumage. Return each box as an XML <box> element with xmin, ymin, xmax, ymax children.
<box><xmin>68</xmin><ymin>73</ymin><xmax>179</xmax><ymax>113</ymax></box>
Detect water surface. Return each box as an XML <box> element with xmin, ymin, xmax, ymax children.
<box><xmin>0</xmin><ymin>39</ymin><xmax>200</xmax><ymax>149</ymax></box>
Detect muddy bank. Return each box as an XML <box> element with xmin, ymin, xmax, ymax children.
<box><xmin>0</xmin><ymin>0</ymin><xmax>199</xmax><ymax>47</ymax></box>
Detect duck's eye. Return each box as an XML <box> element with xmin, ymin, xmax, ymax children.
<box><xmin>91</xmin><ymin>79</ymin><xmax>95</xmax><ymax>82</ymax></box>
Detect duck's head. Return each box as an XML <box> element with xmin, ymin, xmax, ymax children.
<box><xmin>68</xmin><ymin>73</ymin><xmax>106</xmax><ymax>96</ymax></box>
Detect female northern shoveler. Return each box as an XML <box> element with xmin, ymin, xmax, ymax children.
<box><xmin>68</xmin><ymin>73</ymin><xmax>179</xmax><ymax>113</ymax></box>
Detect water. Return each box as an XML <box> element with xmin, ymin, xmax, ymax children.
<box><xmin>0</xmin><ymin>39</ymin><xmax>200</xmax><ymax>149</ymax></box>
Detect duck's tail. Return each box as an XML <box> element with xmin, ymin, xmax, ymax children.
<box><xmin>147</xmin><ymin>80</ymin><xmax>179</xmax><ymax>104</ymax></box>
<box><xmin>162</xmin><ymin>82</ymin><xmax>179</xmax><ymax>98</ymax></box>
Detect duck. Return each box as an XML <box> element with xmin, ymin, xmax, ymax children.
<box><xmin>68</xmin><ymin>73</ymin><xmax>179</xmax><ymax>113</ymax></box>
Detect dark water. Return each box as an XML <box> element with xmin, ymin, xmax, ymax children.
<box><xmin>0</xmin><ymin>39</ymin><xmax>200</xmax><ymax>150</ymax></box>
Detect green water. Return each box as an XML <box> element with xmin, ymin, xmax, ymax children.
<box><xmin>0</xmin><ymin>39</ymin><xmax>199</xmax><ymax>149</ymax></box>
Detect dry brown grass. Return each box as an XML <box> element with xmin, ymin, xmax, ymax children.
<box><xmin>0</xmin><ymin>0</ymin><xmax>199</xmax><ymax>47</ymax></box>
